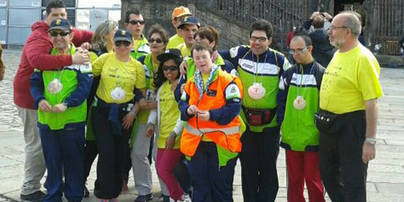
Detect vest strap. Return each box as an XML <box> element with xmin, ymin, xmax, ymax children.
<box><xmin>185</xmin><ymin>124</ymin><xmax>240</xmax><ymax>136</ymax></box>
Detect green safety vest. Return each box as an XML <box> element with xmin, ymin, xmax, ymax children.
<box><xmin>37</xmin><ymin>46</ymin><xmax>88</xmax><ymax>130</ymax></box>
<box><xmin>281</xmin><ymin>69</ymin><xmax>320</xmax><ymax>151</ymax></box>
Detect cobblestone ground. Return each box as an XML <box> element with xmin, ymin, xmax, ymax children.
<box><xmin>0</xmin><ymin>49</ymin><xmax>404</xmax><ymax>202</ymax></box>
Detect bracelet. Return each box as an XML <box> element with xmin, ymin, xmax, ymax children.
<box><xmin>365</xmin><ymin>137</ymin><xmax>377</xmax><ymax>145</ymax></box>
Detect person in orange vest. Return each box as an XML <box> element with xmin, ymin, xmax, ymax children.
<box><xmin>178</xmin><ymin>43</ymin><xmax>243</xmax><ymax>202</ymax></box>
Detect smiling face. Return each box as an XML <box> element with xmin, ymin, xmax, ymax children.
<box><xmin>162</xmin><ymin>59</ymin><xmax>179</xmax><ymax>83</ymax></box>
<box><xmin>149</xmin><ymin>33</ymin><xmax>165</xmax><ymax>54</ymax></box>
<box><xmin>193</xmin><ymin>49</ymin><xmax>213</xmax><ymax>74</ymax></box>
<box><xmin>49</xmin><ymin>29</ymin><xmax>72</xmax><ymax>52</ymax></box>
<box><xmin>249</xmin><ymin>30</ymin><xmax>272</xmax><ymax>56</ymax></box>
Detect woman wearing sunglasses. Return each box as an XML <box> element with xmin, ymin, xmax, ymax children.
<box><xmin>144</xmin><ymin>49</ymin><xmax>191</xmax><ymax>202</ymax></box>
<box><xmin>91</xmin><ymin>29</ymin><xmax>146</xmax><ymax>201</ymax></box>
<box><xmin>129</xmin><ymin>24</ymin><xmax>169</xmax><ymax>202</ymax></box>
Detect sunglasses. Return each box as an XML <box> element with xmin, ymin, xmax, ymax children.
<box><xmin>129</xmin><ymin>20</ymin><xmax>145</xmax><ymax>25</ymax></box>
<box><xmin>162</xmin><ymin>66</ymin><xmax>177</xmax><ymax>72</ymax></box>
<box><xmin>49</xmin><ymin>30</ymin><xmax>70</xmax><ymax>37</ymax></box>
<box><xmin>115</xmin><ymin>41</ymin><xmax>131</xmax><ymax>47</ymax></box>
<box><xmin>149</xmin><ymin>38</ymin><xmax>163</xmax><ymax>44</ymax></box>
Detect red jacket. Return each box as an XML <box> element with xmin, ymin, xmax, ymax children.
<box><xmin>13</xmin><ymin>21</ymin><xmax>93</xmax><ymax>109</ymax></box>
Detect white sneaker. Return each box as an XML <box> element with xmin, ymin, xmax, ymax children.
<box><xmin>169</xmin><ymin>194</ymin><xmax>192</xmax><ymax>202</ymax></box>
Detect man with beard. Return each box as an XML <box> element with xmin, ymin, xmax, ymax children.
<box><xmin>318</xmin><ymin>11</ymin><xmax>383</xmax><ymax>202</ymax></box>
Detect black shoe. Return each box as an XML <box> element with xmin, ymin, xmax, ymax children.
<box><xmin>134</xmin><ymin>194</ymin><xmax>153</xmax><ymax>202</ymax></box>
<box><xmin>84</xmin><ymin>185</ymin><xmax>90</xmax><ymax>198</ymax></box>
<box><xmin>20</xmin><ymin>191</ymin><xmax>45</xmax><ymax>201</ymax></box>
<box><xmin>159</xmin><ymin>195</ymin><xmax>170</xmax><ymax>202</ymax></box>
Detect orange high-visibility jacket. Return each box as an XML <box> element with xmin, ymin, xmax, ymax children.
<box><xmin>180</xmin><ymin>70</ymin><xmax>243</xmax><ymax>157</ymax></box>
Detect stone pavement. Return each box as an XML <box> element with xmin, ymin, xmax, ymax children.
<box><xmin>0</xmin><ymin>49</ymin><xmax>403</xmax><ymax>202</ymax></box>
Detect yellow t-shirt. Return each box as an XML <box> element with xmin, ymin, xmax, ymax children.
<box><xmin>177</xmin><ymin>43</ymin><xmax>192</xmax><ymax>58</ymax></box>
<box><xmin>167</xmin><ymin>34</ymin><xmax>184</xmax><ymax>50</ymax></box>
<box><xmin>157</xmin><ymin>81</ymin><xmax>181</xmax><ymax>149</ymax></box>
<box><xmin>92</xmin><ymin>52</ymin><xmax>146</xmax><ymax>103</ymax></box>
<box><xmin>320</xmin><ymin>44</ymin><xmax>383</xmax><ymax>114</ymax></box>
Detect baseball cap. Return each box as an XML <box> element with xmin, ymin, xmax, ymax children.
<box><xmin>114</xmin><ymin>29</ymin><xmax>133</xmax><ymax>43</ymax></box>
<box><xmin>177</xmin><ymin>16</ymin><xmax>200</xmax><ymax>29</ymax></box>
<box><xmin>49</xmin><ymin>18</ymin><xmax>72</xmax><ymax>32</ymax></box>
<box><xmin>172</xmin><ymin>6</ymin><xmax>192</xmax><ymax>20</ymax></box>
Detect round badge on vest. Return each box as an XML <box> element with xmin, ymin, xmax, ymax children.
<box><xmin>248</xmin><ymin>82</ymin><xmax>265</xmax><ymax>100</ymax></box>
<box><xmin>293</xmin><ymin>96</ymin><xmax>306</xmax><ymax>110</ymax></box>
<box><xmin>47</xmin><ymin>79</ymin><xmax>63</xmax><ymax>94</ymax></box>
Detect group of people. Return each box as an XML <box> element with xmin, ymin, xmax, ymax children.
<box><xmin>12</xmin><ymin>0</ymin><xmax>383</xmax><ymax>202</ymax></box>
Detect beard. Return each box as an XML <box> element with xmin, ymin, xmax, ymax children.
<box><xmin>330</xmin><ymin>37</ymin><xmax>345</xmax><ymax>49</ymax></box>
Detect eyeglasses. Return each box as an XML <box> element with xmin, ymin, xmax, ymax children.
<box><xmin>249</xmin><ymin>36</ymin><xmax>268</xmax><ymax>43</ymax></box>
<box><xmin>289</xmin><ymin>47</ymin><xmax>308</xmax><ymax>55</ymax></box>
<box><xmin>149</xmin><ymin>38</ymin><xmax>163</xmax><ymax>44</ymax></box>
<box><xmin>49</xmin><ymin>30</ymin><xmax>70</xmax><ymax>37</ymax></box>
<box><xmin>115</xmin><ymin>41</ymin><xmax>131</xmax><ymax>47</ymax></box>
<box><xmin>329</xmin><ymin>25</ymin><xmax>347</xmax><ymax>31</ymax></box>
<box><xmin>162</xmin><ymin>66</ymin><xmax>177</xmax><ymax>72</ymax></box>
<box><xmin>129</xmin><ymin>20</ymin><xmax>145</xmax><ymax>25</ymax></box>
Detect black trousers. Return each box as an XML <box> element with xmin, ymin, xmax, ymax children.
<box><xmin>91</xmin><ymin>105</ymin><xmax>132</xmax><ymax>199</ymax></box>
<box><xmin>83</xmin><ymin>140</ymin><xmax>97</xmax><ymax>185</ymax></box>
<box><xmin>319</xmin><ymin>110</ymin><xmax>367</xmax><ymax>202</ymax></box>
<box><xmin>239</xmin><ymin>126</ymin><xmax>280</xmax><ymax>202</ymax></box>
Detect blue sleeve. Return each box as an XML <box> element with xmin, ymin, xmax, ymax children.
<box><xmin>219</xmin><ymin>50</ymin><xmax>238</xmax><ymax>68</ymax></box>
<box><xmin>64</xmin><ymin>70</ymin><xmax>93</xmax><ymax>107</ymax></box>
<box><xmin>277</xmin><ymin>72</ymin><xmax>290</xmax><ymax>125</ymax></box>
<box><xmin>174</xmin><ymin>75</ymin><xmax>186</xmax><ymax>103</ymax></box>
<box><xmin>221</xmin><ymin>60</ymin><xmax>236</xmax><ymax>74</ymax></box>
<box><xmin>138</xmin><ymin>55</ymin><xmax>146</xmax><ymax>64</ymax></box>
<box><xmin>209</xmin><ymin>81</ymin><xmax>242</xmax><ymax>125</ymax></box>
<box><xmin>30</xmin><ymin>71</ymin><xmax>45</xmax><ymax>109</ymax></box>
<box><xmin>178</xmin><ymin>89</ymin><xmax>194</xmax><ymax>121</ymax></box>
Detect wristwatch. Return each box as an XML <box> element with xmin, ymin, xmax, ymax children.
<box><xmin>365</xmin><ymin>138</ymin><xmax>377</xmax><ymax>145</ymax></box>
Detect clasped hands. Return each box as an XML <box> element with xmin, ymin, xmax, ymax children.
<box><xmin>38</xmin><ymin>100</ymin><xmax>67</xmax><ymax>113</ymax></box>
<box><xmin>187</xmin><ymin>105</ymin><xmax>210</xmax><ymax>121</ymax></box>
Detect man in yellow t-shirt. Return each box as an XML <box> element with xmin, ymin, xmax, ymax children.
<box><xmin>318</xmin><ymin>11</ymin><xmax>383</xmax><ymax>202</ymax></box>
<box><xmin>176</xmin><ymin>16</ymin><xmax>200</xmax><ymax>58</ymax></box>
<box><xmin>166</xmin><ymin>6</ymin><xmax>192</xmax><ymax>50</ymax></box>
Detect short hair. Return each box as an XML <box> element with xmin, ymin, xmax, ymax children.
<box><xmin>125</xmin><ymin>9</ymin><xmax>142</xmax><ymax>23</ymax></box>
<box><xmin>312</xmin><ymin>15</ymin><xmax>324</xmax><ymax>29</ymax></box>
<box><xmin>250</xmin><ymin>19</ymin><xmax>273</xmax><ymax>39</ymax></box>
<box><xmin>46</xmin><ymin>0</ymin><xmax>65</xmax><ymax>15</ymax></box>
<box><xmin>147</xmin><ymin>24</ymin><xmax>169</xmax><ymax>45</ymax></box>
<box><xmin>339</xmin><ymin>11</ymin><xmax>362</xmax><ymax>37</ymax></box>
<box><xmin>191</xmin><ymin>43</ymin><xmax>213</xmax><ymax>58</ymax></box>
<box><xmin>194</xmin><ymin>26</ymin><xmax>219</xmax><ymax>50</ymax></box>
<box><xmin>291</xmin><ymin>34</ymin><xmax>312</xmax><ymax>47</ymax></box>
<box><xmin>92</xmin><ymin>20</ymin><xmax>118</xmax><ymax>52</ymax></box>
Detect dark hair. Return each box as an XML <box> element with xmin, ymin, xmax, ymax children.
<box><xmin>191</xmin><ymin>43</ymin><xmax>213</xmax><ymax>58</ymax></box>
<box><xmin>125</xmin><ymin>9</ymin><xmax>142</xmax><ymax>23</ymax></box>
<box><xmin>148</xmin><ymin>24</ymin><xmax>169</xmax><ymax>45</ymax></box>
<box><xmin>153</xmin><ymin>58</ymin><xmax>181</xmax><ymax>91</ymax></box>
<box><xmin>250</xmin><ymin>19</ymin><xmax>273</xmax><ymax>39</ymax></box>
<box><xmin>312</xmin><ymin>15</ymin><xmax>324</xmax><ymax>29</ymax></box>
<box><xmin>291</xmin><ymin>34</ymin><xmax>313</xmax><ymax>47</ymax></box>
<box><xmin>46</xmin><ymin>0</ymin><xmax>65</xmax><ymax>15</ymax></box>
<box><xmin>194</xmin><ymin>26</ymin><xmax>219</xmax><ymax>50</ymax></box>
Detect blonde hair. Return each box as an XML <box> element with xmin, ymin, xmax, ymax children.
<box><xmin>91</xmin><ymin>20</ymin><xmax>118</xmax><ymax>51</ymax></box>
